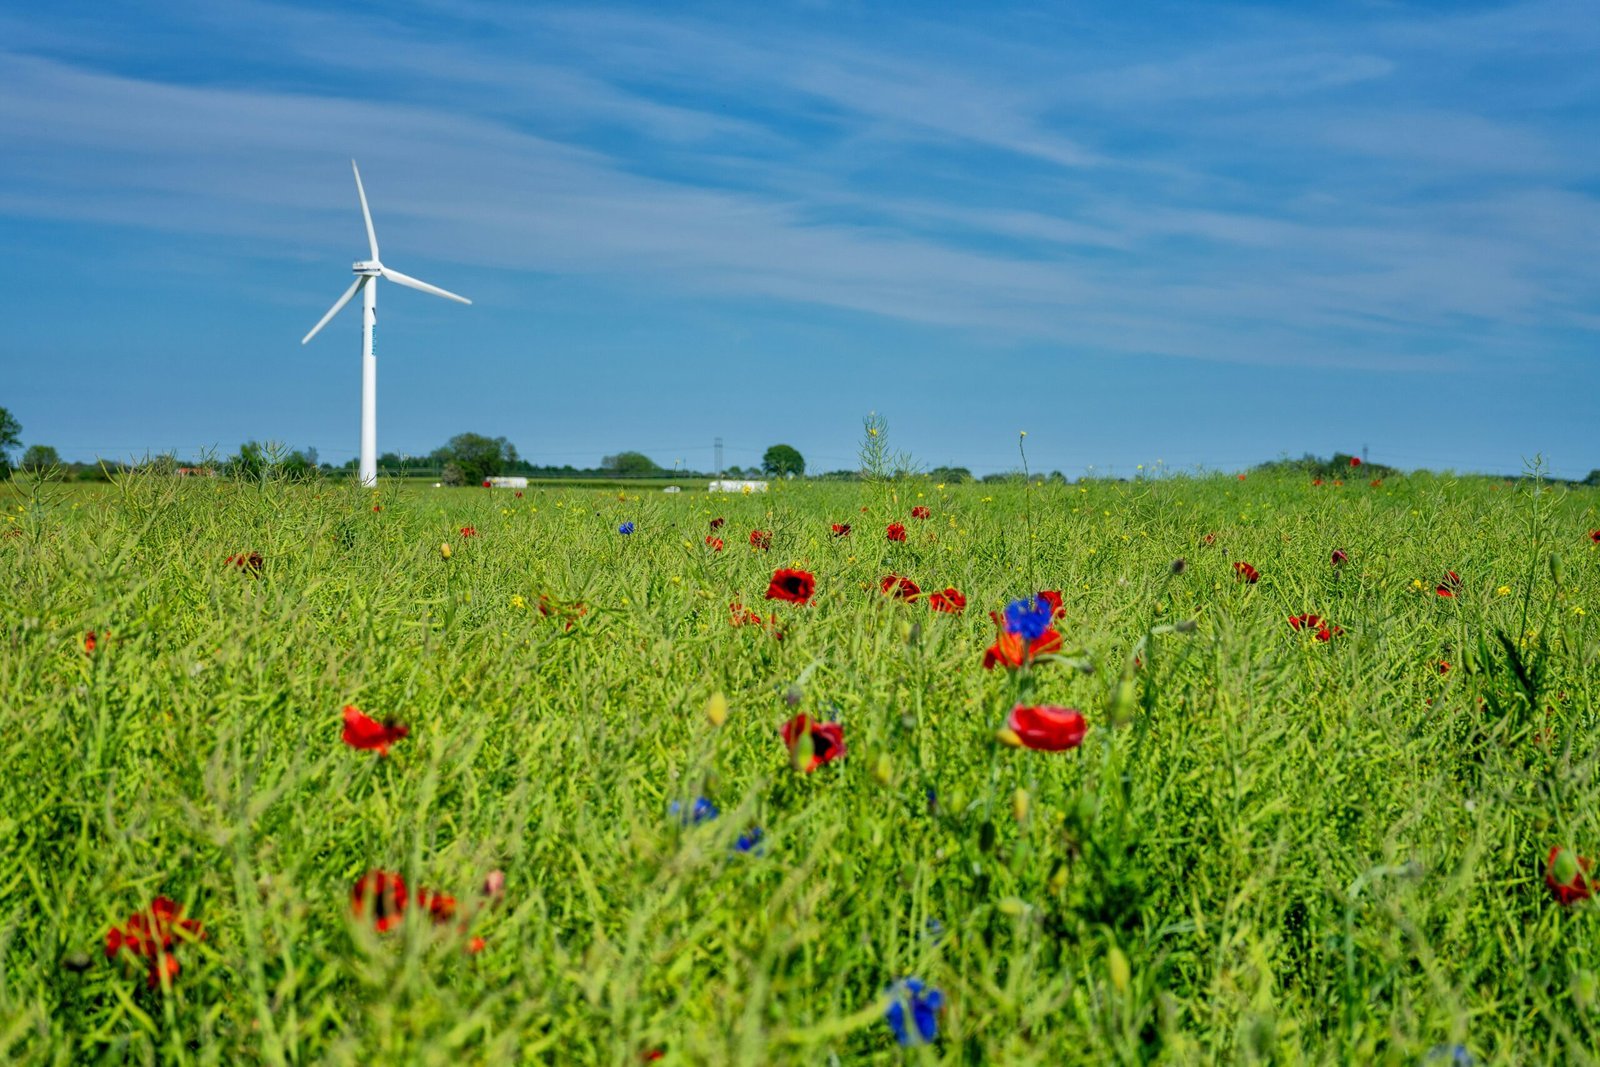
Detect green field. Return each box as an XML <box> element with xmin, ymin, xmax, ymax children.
<box><xmin>2</xmin><ymin>471</ymin><xmax>1597</xmax><ymax>1064</ymax></box>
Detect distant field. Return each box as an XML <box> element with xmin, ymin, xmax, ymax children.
<box><xmin>1</xmin><ymin>471</ymin><xmax>1597</xmax><ymax>1063</ymax></box>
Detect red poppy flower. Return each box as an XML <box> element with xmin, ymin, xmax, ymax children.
<box><xmin>1200</xmin><ymin>533</ymin><xmax>1217</xmax><ymax>547</ymax></box>
<box><xmin>911</xmin><ymin>506</ymin><xmax>931</xmax><ymax>520</ymax></box>
<box><xmin>886</xmin><ymin>523</ymin><xmax>907</xmax><ymax>542</ymax></box>
<box><xmin>105</xmin><ymin>897</ymin><xmax>204</xmax><ymax>988</ymax></box>
<box><xmin>705</xmin><ymin>535</ymin><xmax>724</xmax><ymax>552</ymax></box>
<box><xmin>1037</xmin><ymin>589</ymin><xmax>1065</xmax><ymax>618</ymax></box>
<box><xmin>1436</xmin><ymin>570</ymin><xmax>1462</xmax><ymax>597</ymax></box>
<box><xmin>1287</xmin><ymin>614</ymin><xmax>1323</xmax><ymax>632</ymax></box>
<box><xmin>780</xmin><ymin>713</ymin><xmax>845</xmax><ymax>772</ymax></box>
<box><xmin>372</xmin><ymin>505</ymin><xmax>383</xmax><ymax>513</ymax></box>
<box><xmin>1370</xmin><ymin>479</ymin><xmax>1383</xmax><ymax>488</ymax></box>
<box><xmin>1350</xmin><ymin>456</ymin><xmax>1362</xmax><ymax>467</ymax></box>
<box><xmin>482</xmin><ymin>479</ymin><xmax>492</xmax><ymax>488</ymax></box>
<box><xmin>928</xmin><ymin>587</ymin><xmax>966</xmax><ymax>614</ymax></box>
<box><xmin>1589</xmin><ymin>529</ymin><xmax>1600</xmax><ymax>545</ymax></box>
<box><xmin>460</xmin><ymin>526</ymin><xmax>477</xmax><ymax>538</ymax></box>
<box><xmin>352</xmin><ymin>871</ymin><xmax>409</xmax><ymax>932</ymax></box>
<box><xmin>1004</xmin><ymin>704</ymin><xmax>1087</xmax><ymax>751</ymax></box>
<box><xmin>710</xmin><ymin>517</ymin><xmax>726</xmax><ymax>530</ymax></box>
<box><xmin>1237</xmin><ymin>474</ymin><xmax>1246</xmax><ymax>481</ymax></box>
<box><xmin>1333</xmin><ymin>479</ymin><xmax>1344</xmax><ymax>486</ymax></box>
<box><xmin>342</xmin><ymin>705</ymin><xmax>409</xmax><ymax>756</ymax></box>
<box><xmin>1312</xmin><ymin>478</ymin><xmax>1323</xmax><ymax>486</ymax></box>
<box><xmin>1233</xmin><ymin>561</ymin><xmax>1260</xmax><ymax>584</ymax></box>
<box><xmin>1315</xmin><ymin>623</ymin><xmax>1343</xmax><ymax>642</ymax></box>
<box><xmin>1438</xmin><ymin>661</ymin><xmax>1451</xmax><ymax>674</ymax></box>
<box><xmin>881</xmin><ymin>574</ymin><xmax>921</xmax><ymax>600</ymax></box>
<box><xmin>1546</xmin><ymin>846</ymin><xmax>1593</xmax><ymax>905</ymax></box>
<box><xmin>515</xmin><ymin>491</ymin><xmax>523</xmax><ymax>498</ymax></box>
<box><xmin>226</xmin><ymin>551</ymin><xmax>264</xmax><ymax>575</ymax></box>
<box><xmin>416</xmin><ymin>889</ymin><xmax>458</xmax><ymax>924</ymax></box>
<box><xmin>84</xmin><ymin>631</ymin><xmax>98</xmax><ymax>654</ymax></box>
<box><xmin>766</xmin><ymin>568</ymin><xmax>816</xmax><ymax>605</ymax></box>
<box><xmin>982</xmin><ymin>628</ymin><xmax>1064</xmax><ymax>669</ymax></box>
<box><xmin>831</xmin><ymin>523</ymin><xmax>852</xmax><ymax>537</ymax></box>
<box><xmin>1331</xmin><ymin>549</ymin><xmax>1349</xmax><ymax>566</ymax></box>
<box><xmin>729</xmin><ymin>602</ymin><xmax>767</xmax><ymax>627</ymax></box>
<box><xmin>749</xmin><ymin>529</ymin><xmax>772</xmax><ymax>551</ymax></box>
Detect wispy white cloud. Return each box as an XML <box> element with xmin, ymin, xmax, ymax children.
<box><xmin>1</xmin><ymin>0</ymin><xmax>1596</xmax><ymax>379</ymax></box>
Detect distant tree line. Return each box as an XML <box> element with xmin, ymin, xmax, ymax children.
<box><xmin>4</xmin><ymin>406</ymin><xmax>1599</xmax><ymax>486</ymax></box>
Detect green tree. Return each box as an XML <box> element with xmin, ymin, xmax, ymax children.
<box><xmin>0</xmin><ymin>407</ymin><xmax>20</xmax><ymax>475</ymax></box>
<box><xmin>928</xmin><ymin>466</ymin><xmax>973</xmax><ymax>484</ymax></box>
<box><xmin>762</xmin><ymin>444</ymin><xmax>805</xmax><ymax>478</ymax></box>
<box><xmin>601</xmin><ymin>451</ymin><xmax>659</xmax><ymax>477</ymax></box>
<box><xmin>19</xmin><ymin>444</ymin><xmax>61</xmax><ymax>473</ymax></box>
<box><xmin>442</xmin><ymin>433</ymin><xmax>519</xmax><ymax>485</ymax></box>
<box><xmin>229</xmin><ymin>441</ymin><xmax>267</xmax><ymax>481</ymax></box>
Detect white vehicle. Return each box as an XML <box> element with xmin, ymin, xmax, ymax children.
<box><xmin>709</xmin><ymin>479</ymin><xmax>768</xmax><ymax>493</ymax></box>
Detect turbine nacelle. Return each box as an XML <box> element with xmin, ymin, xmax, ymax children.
<box><xmin>353</xmin><ymin>260</ymin><xmax>382</xmax><ymax>276</ymax></box>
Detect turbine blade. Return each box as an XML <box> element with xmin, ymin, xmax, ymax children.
<box><xmin>301</xmin><ymin>277</ymin><xmax>364</xmax><ymax>344</ymax></box>
<box><xmin>379</xmin><ymin>266</ymin><xmax>471</xmax><ymax>305</ymax></box>
<box><xmin>352</xmin><ymin>159</ymin><xmax>379</xmax><ymax>261</ymax></box>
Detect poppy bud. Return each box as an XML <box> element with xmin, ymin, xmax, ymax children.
<box><xmin>706</xmin><ymin>692</ymin><xmax>728</xmax><ymax>727</ymax></box>
<box><xmin>872</xmin><ymin>753</ymin><xmax>894</xmax><ymax>785</ymax></box>
<box><xmin>1107</xmin><ymin>945</ymin><xmax>1131</xmax><ymax>994</ymax></box>
<box><xmin>998</xmin><ymin>897</ymin><xmax>1029</xmax><ymax>918</ymax></box>
<box><xmin>440</xmin><ymin>542</ymin><xmax>452</xmax><ymax>559</ymax></box>
<box><xmin>996</xmin><ymin>727</ymin><xmax>1023</xmax><ymax>748</ymax></box>
<box><xmin>1012</xmin><ymin>787</ymin><xmax>1030</xmax><ymax>824</ymax></box>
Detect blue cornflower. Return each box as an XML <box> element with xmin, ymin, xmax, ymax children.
<box><xmin>668</xmin><ymin>797</ymin><xmax>718</xmax><ymax>825</ymax></box>
<box><xmin>734</xmin><ymin>827</ymin><xmax>765</xmax><ymax>854</ymax></box>
<box><xmin>1003</xmin><ymin>596</ymin><xmax>1051</xmax><ymax>640</ymax></box>
<box><xmin>618</xmin><ymin>521</ymin><xmax>636</xmax><ymax>535</ymax></box>
<box><xmin>883</xmin><ymin>978</ymin><xmax>944</xmax><ymax>1046</ymax></box>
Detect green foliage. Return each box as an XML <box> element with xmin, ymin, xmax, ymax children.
<box><xmin>0</xmin><ymin>472</ymin><xmax>1597</xmax><ymax>1062</ymax></box>
<box><xmin>1251</xmin><ymin>451</ymin><xmax>1400</xmax><ymax>479</ymax></box>
<box><xmin>18</xmin><ymin>444</ymin><xmax>60</xmax><ymax>473</ymax></box>
<box><xmin>601</xmin><ymin>451</ymin><xmax>660</xmax><ymax>477</ymax></box>
<box><xmin>762</xmin><ymin>444</ymin><xmax>805</xmax><ymax>478</ymax></box>
<box><xmin>0</xmin><ymin>405</ymin><xmax>20</xmax><ymax>474</ymax></box>
<box><xmin>438</xmin><ymin>432</ymin><xmax>519</xmax><ymax>486</ymax></box>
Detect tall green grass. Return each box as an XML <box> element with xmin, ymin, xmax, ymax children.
<box><xmin>0</xmin><ymin>470</ymin><xmax>1596</xmax><ymax>1064</ymax></box>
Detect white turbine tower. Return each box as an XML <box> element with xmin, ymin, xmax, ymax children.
<box><xmin>302</xmin><ymin>160</ymin><xmax>471</xmax><ymax>487</ymax></box>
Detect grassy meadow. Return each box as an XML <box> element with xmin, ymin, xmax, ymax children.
<box><xmin>1</xmin><ymin>468</ymin><xmax>1598</xmax><ymax>1064</ymax></box>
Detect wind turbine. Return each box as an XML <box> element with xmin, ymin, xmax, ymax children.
<box><xmin>302</xmin><ymin>160</ymin><xmax>471</xmax><ymax>487</ymax></box>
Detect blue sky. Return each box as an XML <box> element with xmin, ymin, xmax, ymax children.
<box><xmin>2</xmin><ymin>0</ymin><xmax>1597</xmax><ymax>477</ymax></box>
